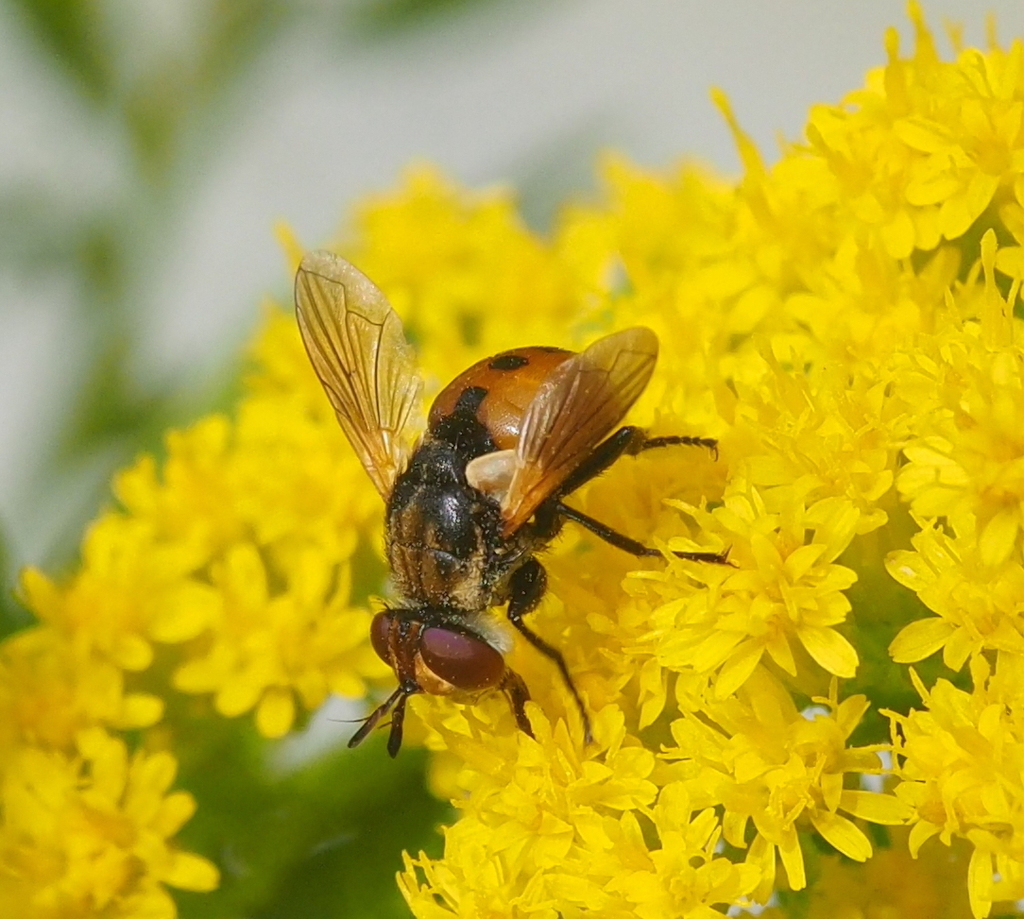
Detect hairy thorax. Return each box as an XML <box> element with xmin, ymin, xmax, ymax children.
<box><xmin>386</xmin><ymin>442</ymin><xmax>512</xmax><ymax>612</ymax></box>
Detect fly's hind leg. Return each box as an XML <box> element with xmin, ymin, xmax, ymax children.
<box><xmin>557</xmin><ymin>502</ymin><xmax>731</xmax><ymax>565</ymax></box>
<box><xmin>552</xmin><ymin>425</ymin><xmax>730</xmax><ymax>565</ymax></box>
<box><xmin>505</xmin><ymin>559</ymin><xmax>593</xmax><ymax>744</ymax></box>
<box><xmin>555</xmin><ymin>425</ymin><xmax>718</xmax><ymax>500</ymax></box>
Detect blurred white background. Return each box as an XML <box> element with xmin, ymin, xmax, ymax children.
<box><xmin>1</xmin><ymin>0</ymin><xmax>1022</xmax><ymax>582</ymax></box>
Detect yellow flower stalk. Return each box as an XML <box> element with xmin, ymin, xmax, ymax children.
<box><xmin>5</xmin><ymin>4</ymin><xmax>1024</xmax><ymax>917</ymax></box>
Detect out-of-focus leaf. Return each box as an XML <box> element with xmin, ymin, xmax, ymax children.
<box><xmin>0</xmin><ymin>525</ymin><xmax>33</xmax><ymax>640</ymax></box>
<box><xmin>122</xmin><ymin>1</ymin><xmax>290</xmax><ymax>183</ymax></box>
<box><xmin>7</xmin><ymin>0</ymin><xmax>113</xmax><ymax>101</ymax></box>
<box><xmin>511</xmin><ymin>119</ymin><xmax>609</xmax><ymax>232</ymax></box>
<box><xmin>55</xmin><ymin>335</ymin><xmax>166</xmax><ymax>461</ymax></box>
<box><xmin>171</xmin><ymin>711</ymin><xmax>449</xmax><ymax>919</ymax></box>
<box><xmin>348</xmin><ymin>0</ymin><xmax>512</xmax><ymax>37</ymax></box>
<box><xmin>197</xmin><ymin>0</ymin><xmax>290</xmax><ymax>94</ymax></box>
<box><xmin>76</xmin><ymin>213</ymin><xmax>126</xmax><ymax>310</ymax></box>
<box><xmin>122</xmin><ymin>69</ymin><xmax>192</xmax><ymax>188</ymax></box>
<box><xmin>0</xmin><ymin>190</ymin><xmax>83</xmax><ymax>272</ymax></box>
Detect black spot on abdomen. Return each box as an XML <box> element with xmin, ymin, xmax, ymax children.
<box><xmin>454</xmin><ymin>385</ymin><xmax>488</xmax><ymax>414</ymax></box>
<box><xmin>430</xmin><ymin>386</ymin><xmax>495</xmax><ymax>455</ymax></box>
<box><xmin>489</xmin><ymin>353</ymin><xmax>529</xmax><ymax>371</ymax></box>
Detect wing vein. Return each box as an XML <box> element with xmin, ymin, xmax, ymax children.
<box><xmin>294</xmin><ymin>251</ymin><xmax>422</xmax><ymax>498</ymax></box>
<box><xmin>501</xmin><ymin>327</ymin><xmax>658</xmax><ymax>534</ymax></box>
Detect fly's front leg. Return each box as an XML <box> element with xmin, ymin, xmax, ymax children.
<box><xmin>349</xmin><ymin>614</ymin><xmax>423</xmax><ymax>757</ymax></box>
<box><xmin>499</xmin><ymin>668</ymin><xmax>534</xmax><ymax>738</ymax></box>
<box><xmin>384</xmin><ymin>690</ymin><xmax>412</xmax><ymax>758</ymax></box>
<box><xmin>348</xmin><ymin>681</ymin><xmax>419</xmax><ymax>758</ymax></box>
<box><xmin>505</xmin><ymin>559</ymin><xmax>593</xmax><ymax>744</ymax></box>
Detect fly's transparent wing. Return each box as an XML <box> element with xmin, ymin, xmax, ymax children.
<box><xmin>501</xmin><ymin>327</ymin><xmax>658</xmax><ymax>534</ymax></box>
<box><xmin>295</xmin><ymin>250</ymin><xmax>422</xmax><ymax>498</ymax></box>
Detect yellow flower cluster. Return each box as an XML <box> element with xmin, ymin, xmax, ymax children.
<box><xmin>887</xmin><ymin>657</ymin><xmax>1024</xmax><ymax>919</ymax></box>
<box><xmin>396</xmin><ymin>8</ymin><xmax>1024</xmax><ymax>915</ymax></box>
<box><xmin>0</xmin><ymin>278</ymin><xmax>389</xmax><ymax>911</ymax></box>
<box><xmin>4</xmin><ymin>4</ymin><xmax>1024</xmax><ymax>916</ymax></box>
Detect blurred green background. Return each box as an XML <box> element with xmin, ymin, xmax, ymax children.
<box><xmin>3</xmin><ymin>1</ymin><xmax>1024</xmax><ymax>916</ymax></box>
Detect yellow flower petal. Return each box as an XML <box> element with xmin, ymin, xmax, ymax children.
<box><xmin>119</xmin><ymin>692</ymin><xmax>165</xmax><ymax>729</ymax></box>
<box><xmin>797</xmin><ymin>626</ymin><xmax>859</xmax><ymax>677</ymax></box>
<box><xmin>714</xmin><ymin>639</ymin><xmax>765</xmax><ymax>697</ymax></box>
<box><xmin>256</xmin><ymin>687</ymin><xmax>296</xmax><ymax>738</ymax></box>
<box><xmin>978</xmin><ymin>508</ymin><xmax>1019</xmax><ymax>567</ymax></box>
<box><xmin>889</xmin><ymin>617</ymin><xmax>954</xmax><ymax>663</ymax></box>
<box><xmin>810</xmin><ymin>810</ymin><xmax>873</xmax><ymax>861</ymax></box>
<box><xmin>994</xmin><ymin>245</ymin><xmax>1024</xmax><ymax>279</ymax></box>
<box><xmin>967</xmin><ymin>847</ymin><xmax>994</xmax><ymax>919</ymax></box>
<box><xmin>163</xmin><ymin>851</ymin><xmax>221</xmax><ymax>891</ymax></box>
<box><xmin>150</xmin><ymin>581</ymin><xmax>221</xmax><ymax>643</ymax></box>
<box><xmin>939</xmin><ymin>172</ymin><xmax>999</xmax><ymax>238</ymax></box>
<box><xmin>778</xmin><ymin>827</ymin><xmax>806</xmax><ymax>890</ymax></box>
<box><xmin>880</xmin><ymin>208</ymin><xmax>916</xmax><ymax>259</ymax></box>
<box><xmin>839</xmin><ymin>789</ymin><xmax>912</xmax><ymax>825</ymax></box>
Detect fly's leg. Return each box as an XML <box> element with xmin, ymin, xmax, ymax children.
<box><xmin>505</xmin><ymin>559</ymin><xmax>593</xmax><ymax>744</ymax></box>
<box><xmin>555</xmin><ymin>425</ymin><xmax>718</xmax><ymax>500</ymax></box>
<box><xmin>384</xmin><ymin>691</ymin><xmax>411</xmax><ymax>758</ymax></box>
<box><xmin>349</xmin><ymin>613</ymin><xmax>424</xmax><ymax>757</ymax></box>
<box><xmin>550</xmin><ymin>425</ymin><xmax>730</xmax><ymax>565</ymax></box>
<box><xmin>348</xmin><ymin>681</ymin><xmax>419</xmax><ymax>758</ymax></box>
<box><xmin>499</xmin><ymin>667</ymin><xmax>534</xmax><ymax>737</ymax></box>
<box><xmin>557</xmin><ymin>502</ymin><xmax>731</xmax><ymax>564</ymax></box>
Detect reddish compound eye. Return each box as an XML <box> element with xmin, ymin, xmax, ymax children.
<box><xmin>420</xmin><ymin>627</ymin><xmax>504</xmax><ymax>691</ymax></box>
<box><xmin>370</xmin><ymin>612</ymin><xmax>394</xmax><ymax>665</ymax></box>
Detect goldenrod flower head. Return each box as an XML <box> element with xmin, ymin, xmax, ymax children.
<box><xmin>0</xmin><ymin>728</ymin><xmax>217</xmax><ymax>919</ymax></box>
<box><xmin>665</xmin><ymin>670</ymin><xmax>907</xmax><ymax>901</ymax></box>
<box><xmin>399</xmin><ymin>706</ymin><xmax>760</xmax><ymax>918</ymax></box>
<box><xmin>649</xmin><ymin>491</ymin><xmax>861</xmax><ymax>697</ymax></box>
<box><xmin>0</xmin><ymin>628</ymin><xmax>161</xmax><ymax>762</ymax></box>
<box><xmin>888</xmin><ymin>521</ymin><xmax>1024</xmax><ymax>668</ymax></box>
<box><xmin>887</xmin><ymin>655</ymin><xmax>1024</xmax><ymax>918</ymax></box>
<box><xmin>894</xmin><ymin>247</ymin><xmax>1024</xmax><ymax>569</ymax></box>
<box><xmin>7</xmin><ymin>6</ymin><xmax>1024</xmax><ymax>917</ymax></box>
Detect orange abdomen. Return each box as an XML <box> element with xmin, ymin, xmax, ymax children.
<box><xmin>428</xmin><ymin>346</ymin><xmax>573</xmax><ymax>450</ymax></box>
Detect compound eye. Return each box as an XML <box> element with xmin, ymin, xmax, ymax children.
<box><xmin>369</xmin><ymin>612</ymin><xmax>394</xmax><ymax>666</ymax></box>
<box><xmin>420</xmin><ymin>627</ymin><xmax>504</xmax><ymax>691</ymax></box>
